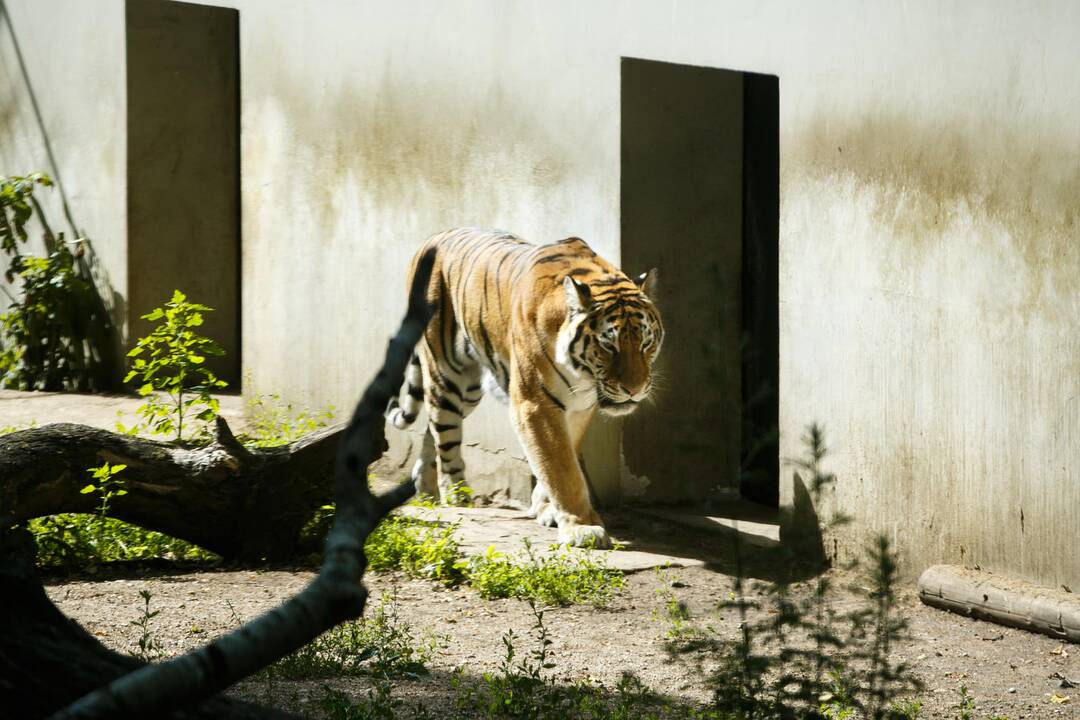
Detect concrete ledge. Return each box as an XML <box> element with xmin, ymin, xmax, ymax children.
<box><xmin>918</xmin><ymin>564</ymin><xmax>1080</xmax><ymax>642</ymax></box>
<box><xmin>633</xmin><ymin>507</ymin><xmax>780</xmax><ymax>549</ymax></box>
<box><xmin>397</xmin><ymin>505</ymin><xmax>704</xmax><ymax>573</ymax></box>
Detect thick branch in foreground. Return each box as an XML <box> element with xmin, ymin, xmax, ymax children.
<box><xmin>0</xmin><ymin>416</ymin><xmax>345</xmax><ymax>560</ymax></box>
<box><xmin>0</xmin><ymin>528</ymin><xmax>297</xmax><ymax>719</ymax></box>
<box><xmin>46</xmin><ymin>248</ymin><xmax>437</xmax><ymax>719</ymax></box>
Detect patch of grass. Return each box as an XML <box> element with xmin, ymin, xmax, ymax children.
<box><xmin>29</xmin><ymin>513</ymin><xmax>216</xmax><ymax>567</ymax></box>
<box><xmin>320</xmin><ymin>682</ymin><xmax>406</xmax><ymax>720</ymax></box>
<box><xmin>28</xmin><ymin>461</ymin><xmax>217</xmax><ymax>567</ymax></box>
<box><xmin>265</xmin><ymin>592</ymin><xmax>445</xmax><ymax>681</ymax></box>
<box><xmin>364</xmin><ymin>512</ymin><xmax>468</xmax><ymax>586</ymax></box>
<box><xmin>467</xmin><ymin>538</ymin><xmax>624</xmax><ymax>607</ymax></box>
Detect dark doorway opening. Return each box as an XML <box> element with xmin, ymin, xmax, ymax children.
<box><xmin>620</xmin><ymin>57</ymin><xmax>779</xmax><ymax>508</ymax></box>
<box><xmin>126</xmin><ymin>0</ymin><xmax>241</xmax><ymax>385</ymax></box>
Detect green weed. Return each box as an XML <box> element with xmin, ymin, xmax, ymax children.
<box><xmin>320</xmin><ymin>682</ymin><xmax>405</xmax><ymax>720</ymax></box>
<box><xmin>130</xmin><ymin>588</ymin><xmax>165</xmax><ymax>662</ymax></box>
<box><xmin>452</xmin><ymin>601</ymin><xmax>680</xmax><ymax>720</ymax></box>
<box><xmin>0</xmin><ymin>421</ymin><xmax>34</xmax><ymax>435</ymax></box>
<box><xmin>79</xmin><ymin>461</ymin><xmax>128</xmax><ymax>520</ymax></box>
<box><xmin>364</xmin><ymin>512</ymin><xmax>468</xmax><ymax>586</ymax></box>
<box><xmin>653</xmin><ymin>569</ymin><xmax>705</xmax><ymax>641</ymax></box>
<box><xmin>29</xmin><ymin>462</ymin><xmax>216</xmax><ymax>566</ymax></box>
<box><xmin>467</xmin><ymin>538</ymin><xmax>624</xmax><ymax>607</ymax></box>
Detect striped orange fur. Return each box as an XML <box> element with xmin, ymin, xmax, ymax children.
<box><xmin>387</xmin><ymin>228</ymin><xmax>663</xmax><ymax>547</ymax></box>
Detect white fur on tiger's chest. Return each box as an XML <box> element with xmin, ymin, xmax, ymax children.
<box><xmin>561</xmin><ymin>375</ymin><xmax>599</xmax><ymax>413</ymax></box>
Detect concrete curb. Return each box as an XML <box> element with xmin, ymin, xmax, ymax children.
<box><xmin>918</xmin><ymin>564</ymin><xmax>1080</xmax><ymax>642</ymax></box>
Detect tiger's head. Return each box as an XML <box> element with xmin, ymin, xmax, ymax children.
<box><xmin>555</xmin><ymin>270</ymin><xmax>664</xmax><ymax>416</ymax></box>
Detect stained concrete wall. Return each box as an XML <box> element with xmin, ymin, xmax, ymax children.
<box><xmin>2</xmin><ymin>0</ymin><xmax>1078</xmax><ymax>588</ymax></box>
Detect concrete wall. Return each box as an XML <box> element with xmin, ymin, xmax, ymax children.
<box><xmin>2</xmin><ymin>0</ymin><xmax>1078</xmax><ymax>587</ymax></box>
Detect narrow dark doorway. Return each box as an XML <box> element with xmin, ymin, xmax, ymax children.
<box><xmin>620</xmin><ymin>57</ymin><xmax>779</xmax><ymax>507</ymax></box>
<box><xmin>126</xmin><ymin>0</ymin><xmax>241</xmax><ymax>385</ymax></box>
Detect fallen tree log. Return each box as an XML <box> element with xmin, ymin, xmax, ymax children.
<box><xmin>0</xmin><ymin>416</ymin><xmax>353</xmax><ymax>561</ymax></box>
<box><xmin>0</xmin><ymin>249</ymin><xmax>436</xmax><ymax>718</ymax></box>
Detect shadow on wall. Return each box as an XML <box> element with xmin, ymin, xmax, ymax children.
<box><xmin>0</xmin><ymin>1</ymin><xmax>120</xmax><ymax>389</ymax></box>
<box><xmin>615</xmin><ymin>425</ymin><xmax>837</xmax><ymax>585</ymax></box>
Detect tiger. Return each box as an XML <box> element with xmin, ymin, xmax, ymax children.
<box><xmin>386</xmin><ymin>228</ymin><xmax>663</xmax><ymax>548</ymax></box>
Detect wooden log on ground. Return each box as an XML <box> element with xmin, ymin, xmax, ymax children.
<box><xmin>918</xmin><ymin>564</ymin><xmax>1080</xmax><ymax>642</ymax></box>
<box><xmin>0</xmin><ymin>416</ymin><xmax>349</xmax><ymax>561</ymax></box>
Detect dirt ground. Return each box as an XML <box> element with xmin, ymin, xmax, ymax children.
<box><xmin>8</xmin><ymin>390</ymin><xmax>1076</xmax><ymax>717</ymax></box>
<box><xmin>42</xmin><ymin>508</ymin><xmax>1078</xmax><ymax>720</ymax></box>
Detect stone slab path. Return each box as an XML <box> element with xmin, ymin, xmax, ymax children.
<box><xmin>0</xmin><ymin>389</ymin><xmax>247</xmax><ymax>433</ymax></box>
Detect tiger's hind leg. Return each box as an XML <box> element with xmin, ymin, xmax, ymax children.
<box><xmin>424</xmin><ymin>362</ymin><xmax>484</xmax><ymax>507</ymax></box>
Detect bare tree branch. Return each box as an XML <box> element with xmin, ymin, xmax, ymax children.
<box><xmin>49</xmin><ymin>248</ymin><xmax>436</xmax><ymax>719</ymax></box>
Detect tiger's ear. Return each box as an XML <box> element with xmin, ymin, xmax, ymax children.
<box><xmin>563</xmin><ymin>276</ymin><xmax>592</xmax><ymax>313</ymax></box>
<box><xmin>635</xmin><ymin>268</ymin><xmax>658</xmax><ymax>297</ymax></box>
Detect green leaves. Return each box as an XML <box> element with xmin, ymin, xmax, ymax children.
<box><xmin>1</xmin><ymin>173</ymin><xmax>101</xmax><ymax>391</ymax></box>
<box><xmin>124</xmin><ymin>290</ymin><xmax>229</xmax><ymax>442</ymax></box>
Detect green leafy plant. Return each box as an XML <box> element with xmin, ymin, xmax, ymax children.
<box><xmin>80</xmin><ymin>462</ymin><xmax>128</xmax><ymax>520</ymax></box>
<box><xmin>819</xmin><ymin>668</ymin><xmax>857</xmax><ymax>719</ymax></box>
<box><xmin>467</xmin><ymin>538</ymin><xmax>624</xmax><ymax>607</ymax></box>
<box><xmin>445</xmin><ymin>477</ymin><xmax>473</xmax><ymax>506</ymax></box>
<box><xmin>125</xmin><ymin>290</ymin><xmax>227</xmax><ymax>442</ymax></box>
<box><xmin>0</xmin><ymin>173</ymin><xmax>52</xmax><ymax>254</ymax></box>
<box><xmin>842</xmin><ymin>535</ymin><xmax>920</xmax><ymax>719</ymax></box>
<box><xmin>889</xmin><ymin>698</ymin><xmax>923</xmax><ymax>719</ymax></box>
<box><xmin>130</xmin><ymin>588</ymin><xmax>165</xmax><ymax>662</ymax></box>
<box><xmin>0</xmin><ymin>173</ymin><xmax>106</xmax><ymax>391</ymax></box>
<box><xmin>1</xmin><ymin>421</ymin><xmax>34</xmax><ymax>435</ymax></box>
<box><xmin>451</xmin><ymin>601</ymin><xmax>679</xmax><ymax>720</ymax></box>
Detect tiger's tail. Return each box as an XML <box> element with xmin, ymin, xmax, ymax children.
<box><xmin>386</xmin><ymin>352</ymin><xmax>424</xmax><ymax>429</ymax></box>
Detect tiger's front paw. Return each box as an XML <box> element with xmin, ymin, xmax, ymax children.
<box><xmin>557</xmin><ymin>521</ymin><xmax>611</xmax><ymax>549</ymax></box>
